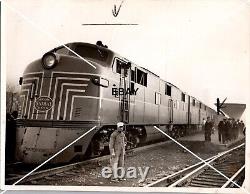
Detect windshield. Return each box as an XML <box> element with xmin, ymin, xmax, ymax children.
<box><xmin>73</xmin><ymin>45</ymin><xmax>108</xmax><ymax>62</ymax></box>
<box><xmin>53</xmin><ymin>44</ymin><xmax>109</xmax><ymax>62</ymax></box>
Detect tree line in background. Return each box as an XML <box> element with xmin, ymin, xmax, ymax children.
<box><xmin>6</xmin><ymin>83</ymin><xmax>20</xmax><ymax>114</ymax></box>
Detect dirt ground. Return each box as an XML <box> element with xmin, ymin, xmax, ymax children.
<box><xmin>31</xmin><ymin>140</ymin><xmax>229</xmax><ymax>187</ymax></box>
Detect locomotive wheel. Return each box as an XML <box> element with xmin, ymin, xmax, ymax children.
<box><xmin>85</xmin><ymin>137</ymin><xmax>106</xmax><ymax>158</ymax></box>
<box><xmin>86</xmin><ymin>127</ymin><xmax>114</xmax><ymax>158</ymax></box>
<box><xmin>92</xmin><ymin>140</ymin><xmax>104</xmax><ymax>156</ymax></box>
<box><xmin>126</xmin><ymin>130</ymin><xmax>141</xmax><ymax>149</ymax></box>
<box><xmin>172</xmin><ymin>127</ymin><xmax>179</xmax><ymax>139</ymax></box>
<box><xmin>130</xmin><ymin>135</ymin><xmax>140</xmax><ymax>148</ymax></box>
<box><xmin>179</xmin><ymin>128</ymin><xmax>185</xmax><ymax>137</ymax></box>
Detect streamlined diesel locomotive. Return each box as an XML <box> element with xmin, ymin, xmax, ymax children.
<box><xmin>15</xmin><ymin>42</ymin><xmax>217</xmax><ymax>164</ymax></box>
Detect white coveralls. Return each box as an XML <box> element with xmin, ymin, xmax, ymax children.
<box><xmin>109</xmin><ymin>130</ymin><xmax>127</xmax><ymax>170</ymax></box>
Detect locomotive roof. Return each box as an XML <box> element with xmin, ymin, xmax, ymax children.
<box><xmin>50</xmin><ymin>42</ymin><xmax>113</xmax><ymax>53</ymax></box>
<box><xmin>166</xmin><ymin>81</ymin><xmax>180</xmax><ymax>89</ymax></box>
<box><xmin>50</xmin><ymin>42</ymin><xmax>116</xmax><ymax>67</ymax></box>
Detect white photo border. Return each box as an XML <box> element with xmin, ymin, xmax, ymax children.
<box><xmin>1</xmin><ymin>0</ymin><xmax>249</xmax><ymax>193</ymax></box>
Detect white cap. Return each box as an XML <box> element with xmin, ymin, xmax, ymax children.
<box><xmin>117</xmin><ymin>122</ymin><xmax>124</xmax><ymax>127</ymax></box>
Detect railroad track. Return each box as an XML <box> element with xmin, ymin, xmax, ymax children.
<box><xmin>146</xmin><ymin>143</ymin><xmax>245</xmax><ymax>188</ymax></box>
<box><xmin>5</xmin><ymin>162</ymin><xmax>35</xmax><ymax>181</ymax></box>
<box><xmin>5</xmin><ymin>140</ymin><xmax>172</xmax><ymax>185</ymax></box>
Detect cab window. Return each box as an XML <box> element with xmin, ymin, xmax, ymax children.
<box><xmin>113</xmin><ymin>58</ymin><xmax>127</xmax><ymax>74</ymax></box>
<box><xmin>74</xmin><ymin>45</ymin><xmax>108</xmax><ymax>61</ymax></box>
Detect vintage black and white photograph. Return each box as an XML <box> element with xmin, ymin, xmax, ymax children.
<box><xmin>1</xmin><ymin>0</ymin><xmax>250</xmax><ymax>192</ymax></box>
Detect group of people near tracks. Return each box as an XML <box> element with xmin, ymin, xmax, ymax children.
<box><xmin>217</xmin><ymin>118</ymin><xmax>245</xmax><ymax>144</ymax></box>
<box><xmin>203</xmin><ymin>116</ymin><xmax>245</xmax><ymax>144</ymax></box>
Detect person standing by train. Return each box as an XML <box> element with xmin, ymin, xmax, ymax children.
<box><xmin>202</xmin><ymin>118</ymin><xmax>206</xmax><ymax>131</ymax></box>
<box><xmin>230</xmin><ymin>118</ymin><xmax>236</xmax><ymax>141</ymax></box>
<box><xmin>232</xmin><ymin>119</ymin><xmax>239</xmax><ymax>140</ymax></box>
<box><xmin>225</xmin><ymin>118</ymin><xmax>232</xmax><ymax>142</ymax></box>
<box><xmin>222</xmin><ymin>119</ymin><xmax>227</xmax><ymax>143</ymax></box>
<box><xmin>218</xmin><ymin>119</ymin><xmax>225</xmax><ymax>144</ymax></box>
<box><xmin>235</xmin><ymin>119</ymin><xmax>240</xmax><ymax>139</ymax></box>
<box><xmin>204</xmin><ymin>117</ymin><xmax>213</xmax><ymax>142</ymax></box>
<box><xmin>239</xmin><ymin>120</ymin><xmax>245</xmax><ymax>136</ymax></box>
<box><xmin>240</xmin><ymin>121</ymin><xmax>246</xmax><ymax>136</ymax></box>
<box><xmin>109</xmin><ymin>122</ymin><xmax>127</xmax><ymax>182</ymax></box>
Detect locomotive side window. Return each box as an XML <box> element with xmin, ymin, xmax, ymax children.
<box><xmin>165</xmin><ymin>84</ymin><xmax>171</xmax><ymax>96</ymax></box>
<box><xmin>130</xmin><ymin>82</ymin><xmax>135</xmax><ymax>94</ymax></box>
<box><xmin>136</xmin><ymin>69</ymin><xmax>147</xmax><ymax>87</ymax></box>
<box><xmin>130</xmin><ymin>69</ymin><xmax>136</xmax><ymax>95</ymax></box>
<box><xmin>192</xmin><ymin>99</ymin><xmax>195</xmax><ymax>106</ymax></box>
<box><xmin>181</xmin><ymin>93</ymin><xmax>185</xmax><ymax>102</ymax></box>
<box><xmin>131</xmin><ymin>70</ymin><xmax>135</xmax><ymax>82</ymax></box>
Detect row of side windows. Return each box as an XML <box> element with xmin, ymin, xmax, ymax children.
<box><xmin>165</xmin><ymin>84</ymin><xmax>186</xmax><ymax>103</ymax></box>
<box><xmin>156</xmin><ymin>95</ymin><xmax>185</xmax><ymax>110</ymax></box>
<box><xmin>192</xmin><ymin>100</ymin><xmax>207</xmax><ymax>110</ymax></box>
<box><xmin>165</xmin><ymin>85</ymin><xmax>206</xmax><ymax>110</ymax></box>
<box><xmin>156</xmin><ymin>92</ymin><xmax>207</xmax><ymax>111</ymax></box>
<box><xmin>115</xmin><ymin>59</ymin><xmax>207</xmax><ymax>110</ymax></box>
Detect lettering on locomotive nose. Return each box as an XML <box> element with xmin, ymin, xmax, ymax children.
<box><xmin>34</xmin><ymin>96</ymin><xmax>53</xmax><ymax>111</ymax></box>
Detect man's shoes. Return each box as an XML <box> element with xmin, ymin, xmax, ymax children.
<box><xmin>119</xmin><ymin>178</ymin><xmax>126</xmax><ymax>181</ymax></box>
<box><xmin>111</xmin><ymin>178</ymin><xmax>119</xmax><ymax>182</ymax></box>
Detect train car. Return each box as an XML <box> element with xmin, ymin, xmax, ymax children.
<box><xmin>15</xmin><ymin>41</ymin><xmax>217</xmax><ymax>164</ymax></box>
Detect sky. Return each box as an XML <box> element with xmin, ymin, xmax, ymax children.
<box><xmin>4</xmin><ymin>0</ymin><xmax>250</xmax><ymax>109</ymax></box>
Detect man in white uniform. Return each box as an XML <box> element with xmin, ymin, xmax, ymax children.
<box><xmin>109</xmin><ymin>122</ymin><xmax>127</xmax><ymax>182</ymax></box>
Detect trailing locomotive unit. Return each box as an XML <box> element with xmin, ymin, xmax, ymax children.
<box><xmin>16</xmin><ymin>42</ymin><xmax>217</xmax><ymax>164</ymax></box>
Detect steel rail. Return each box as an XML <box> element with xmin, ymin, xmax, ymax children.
<box><xmin>146</xmin><ymin>155</ymin><xmax>216</xmax><ymax>187</ymax></box>
<box><xmin>146</xmin><ymin>143</ymin><xmax>244</xmax><ymax>187</ymax></box>
<box><xmin>169</xmin><ymin>143</ymin><xmax>245</xmax><ymax>187</ymax></box>
<box><xmin>221</xmin><ymin>165</ymin><xmax>245</xmax><ymax>188</ymax></box>
<box><xmin>6</xmin><ymin>140</ymin><xmax>173</xmax><ymax>184</ymax></box>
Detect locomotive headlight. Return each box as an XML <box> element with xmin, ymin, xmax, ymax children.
<box><xmin>42</xmin><ymin>52</ymin><xmax>58</xmax><ymax>69</ymax></box>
